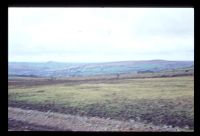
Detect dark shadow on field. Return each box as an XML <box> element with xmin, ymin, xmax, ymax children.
<box><xmin>9</xmin><ymin>97</ymin><xmax>193</xmax><ymax>129</ymax></box>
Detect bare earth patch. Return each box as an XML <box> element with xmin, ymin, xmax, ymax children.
<box><xmin>8</xmin><ymin>107</ymin><xmax>191</xmax><ymax>131</ymax></box>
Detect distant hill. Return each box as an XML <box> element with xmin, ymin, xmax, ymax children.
<box><xmin>9</xmin><ymin>60</ymin><xmax>194</xmax><ymax>77</ymax></box>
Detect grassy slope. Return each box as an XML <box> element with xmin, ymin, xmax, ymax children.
<box><xmin>8</xmin><ymin>76</ymin><xmax>194</xmax><ymax>129</ymax></box>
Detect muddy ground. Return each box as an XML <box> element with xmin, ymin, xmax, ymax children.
<box><xmin>8</xmin><ymin>98</ymin><xmax>193</xmax><ymax>129</ymax></box>
<box><xmin>9</xmin><ymin>107</ymin><xmax>190</xmax><ymax>131</ymax></box>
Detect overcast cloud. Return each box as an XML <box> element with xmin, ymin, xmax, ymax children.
<box><xmin>8</xmin><ymin>8</ymin><xmax>194</xmax><ymax>62</ymax></box>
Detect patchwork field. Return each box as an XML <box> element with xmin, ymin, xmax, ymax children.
<box><xmin>8</xmin><ymin>75</ymin><xmax>194</xmax><ymax>131</ymax></box>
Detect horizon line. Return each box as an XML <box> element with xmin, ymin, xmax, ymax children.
<box><xmin>8</xmin><ymin>59</ymin><xmax>194</xmax><ymax>63</ymax></box>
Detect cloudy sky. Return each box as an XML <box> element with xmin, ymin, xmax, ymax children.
<box><xmin>9</xmin><ymin>8</ymin><xmax>194</xmax><ymax>62</ymax></box>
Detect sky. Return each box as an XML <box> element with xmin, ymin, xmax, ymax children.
<box><xmin>8</xmin><ymin>8</ymin><xmax>194</xmax><ymax>62</ymax></box>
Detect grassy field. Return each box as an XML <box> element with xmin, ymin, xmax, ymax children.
<box><xmin>8</xmin><ymin>76</ymin><xmax>194</xmax><ymax>129</ymax></box>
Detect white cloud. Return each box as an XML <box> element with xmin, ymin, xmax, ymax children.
<box><xmin>9</xmin><ymin>8</ymin><xmax>194</xmax><ymax>62</ymax></box>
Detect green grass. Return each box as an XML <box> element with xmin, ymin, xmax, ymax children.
<box><xmin>9</xmin><ymin>76</ymin><xmax>194</xmax><ymax>129</ymax></box>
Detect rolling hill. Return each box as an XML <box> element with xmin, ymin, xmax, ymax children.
<box><xmin>8</xmin><ymin>60</ymin><xmax>194</xmax><ymax>78</ymax></box>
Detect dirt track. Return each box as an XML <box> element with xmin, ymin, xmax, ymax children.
<box><xmin>8</xmin><ymin>107</ymin><xmax>189</xmax><ymax>131</ymax></box>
